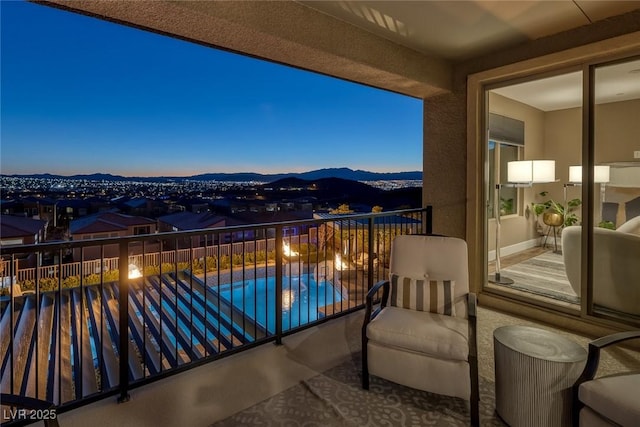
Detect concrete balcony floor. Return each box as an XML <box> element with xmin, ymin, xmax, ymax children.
<box><xmin>54</xmin><ymin>306</ymin><xmax>640</xmax><ymax>427</ymax></box>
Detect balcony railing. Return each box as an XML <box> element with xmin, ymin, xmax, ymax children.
<box><xmin>0</xmin><ymin>207</ymin><xmax>431</xmax><ymax>420</ymax></box>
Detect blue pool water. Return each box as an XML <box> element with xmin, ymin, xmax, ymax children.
<box><xmin>219</xmin><ymin>274</ymin><xmax>343</xmax><ymax>333</ymax></box>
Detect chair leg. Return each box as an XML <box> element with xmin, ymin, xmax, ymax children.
<box><xmin>362</xmin><ymin>336</ymin><xmax>369</xmax><ymax>390</ymax></box>
<box><xmin>470</xmin><ymin>355</ymin><xmax>480</xmax><ymax>427</ymax></box>
<box><xmin>470</xmin><ymin>395</ymin><xmax>479</xmax><ymax>427</ymax></box>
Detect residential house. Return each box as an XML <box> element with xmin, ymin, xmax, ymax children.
<box><xmin>157</xmin><ymin>211</ymin><xmax>228</xmax><ymax>249</ymax></box>
<box><xmin>20</xmin><ymin>196</ymin><xmax>57</xmax><ymax>224</ymax></box>
<box><xmin>0</xmin><ymin>214</ymin><xmax>47</xmax><ymax>246</ymax></box>
<box><xmin>0</xmin><ymin>200</ymin><xmax>20</xmax><ymax>216</ymax></box>
<box><xmin>173</xmin><ymin>197</ymin><xmax>211</xmax><ymax>214</ymax></box>
<box><xmin>56</xmin><ymin>199</ymin><xmax>92</xmax><ymax>226</ymax></box>
<box><xmin>0</xmin><ymin>197</ymin><xmax>57</xmax><ymax>224</ymax></box>
<box><xmin>70</xmin><ymin>211</ymin><xmax>158</xmax><ymax>260</ymax></box>
<box><xmin>118</xmin><ymin>197</ymin><xmax>170</xmax><ymax>218</ymax></box>
<box><xmin>0</xmin><ymin>214</ymin><xmax>48</xmax><ymax>271</ymax></box>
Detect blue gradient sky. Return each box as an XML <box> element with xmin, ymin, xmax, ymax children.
<box><xmin>1</xmin><ymin>1</ymin><xmax>422</xmax><ymax>177</ymax></box>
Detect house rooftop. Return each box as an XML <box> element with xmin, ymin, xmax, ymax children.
<box><xmin>70</xmin><ymin>211</ymin><xmax>155</xmax><ymax>234</ymax></box>
<box><xmin>0</xmin><ymin>214</ymin><xmax>47</xmax><ymax>238</ymax></box>
<box><xmin>158</xmin><ymin>211</ymin><xmax>227</xmax><ymax>230</ymax></box>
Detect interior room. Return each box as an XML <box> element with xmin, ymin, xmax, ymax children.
<box><xmin>484</xmin><ymin>59</ymin><xmax>640</xmax><ymax>322</ymax></box>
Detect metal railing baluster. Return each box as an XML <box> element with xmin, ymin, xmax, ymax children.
<box><xmin>117</xmin><ymin>241</ymin><xmax>130</xmax><ymax>403</ymax></box>
<box><xmin>275</xmin><ymin>226</ymin><xmax>283</xmax><ymax>345</ymax></box>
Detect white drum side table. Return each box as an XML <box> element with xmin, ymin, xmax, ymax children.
<box><xmin>494</xmin><ymin>325</ymin><xmax>587</xmax><ymax>427</ymax></box>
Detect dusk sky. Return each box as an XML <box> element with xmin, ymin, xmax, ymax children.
<box><xmin>0</xmin><ymin>1</ymin><xmax>422</xmax><ymax>177</ymax></box>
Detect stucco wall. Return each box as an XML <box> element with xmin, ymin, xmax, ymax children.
<box><xmin>423</xmin><ymin>91</ymin><xmax>467</xmax><ymax>239</ymax></box>
<box><xmin>595</xmin><ymin>99</ymin><xmax>640</xmax><ymax>163</ymax></box>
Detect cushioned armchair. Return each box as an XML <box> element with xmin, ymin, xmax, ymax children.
<box><xmin>362</xmin><ymin>235</ymin><xmax>479</xmax><ymax>426</ymax></box>
<box><xmin>561</xmin><ymin>224</ymin><xmax>640</xmax><ymax>316</ymax></box>
<box><xmin>573</xmin><ymin>330</ymin><xmax>640</xmax><ymax>426</ymax></box>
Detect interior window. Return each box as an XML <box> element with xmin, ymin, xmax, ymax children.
<box><xmin>488</xmin><ymin>113</ymin><xmax>524</xmax><ymax>218</ymax></box>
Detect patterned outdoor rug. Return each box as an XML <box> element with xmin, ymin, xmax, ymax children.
<box><xmin>211</xmin><ymin>354</ymin><xmax>504</xmax><ymax>426</ymax></box>
<box><xmin>500</xmin><ymin>251</ymin><xmax>579</xmax><ymax>304</ymax></box>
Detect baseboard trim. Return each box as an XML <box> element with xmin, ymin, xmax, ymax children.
<box><xmin>488</xmin><ymin>238</ymin><xmax>542</xmax><ymax>261</ymax></box>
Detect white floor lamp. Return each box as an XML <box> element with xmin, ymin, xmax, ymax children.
<box><xmin>567</xmin><ymin>165</ymin><xmax>610</xmax><ymax>222</ymax></box>
<box><xmin>489</xmin><ymin>160</ymin><xmax>556</xmax><ymax>285</ymax></box>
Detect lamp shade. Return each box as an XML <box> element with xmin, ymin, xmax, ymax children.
<box><xmin>507</xmin><ymin>160</ymin><xmax>556</xmax><ymax>183</ymax></box>
<box><xmin>568</xmin><ymin>165</ymin><xmax>610</xmax><ymax>183</ymax></box>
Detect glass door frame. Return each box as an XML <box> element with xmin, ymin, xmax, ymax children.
<box><xmin>466</xmin><ymin>38</ymin><xmax>640</xmax><ymax>330</ymax></box>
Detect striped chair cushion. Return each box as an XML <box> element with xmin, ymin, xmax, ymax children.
<box><xmin>389</xmin><ymin>273</ymin><xmax>456</xmax><ymax>316</ymax></box>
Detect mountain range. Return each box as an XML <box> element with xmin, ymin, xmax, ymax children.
<box><xmin>3</xmin><ymin>168</ymin><xmax>422</xmax><ymax>183</ymax></box>
<box><xmin>262</xmin><ymin>176</ymin><xmax>421</xmax><ymax>209</ymax></box>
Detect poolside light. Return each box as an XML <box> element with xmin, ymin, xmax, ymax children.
<box><xmin>128</xmin><ymin>263</ymin><xmax>142</xmax><ymax>279</ymax></box>
<box><xmin>283</xmin><ymin>241</ymin><xmax>299</xmax><ymax>257</ymax></box>
<box><xmin>334</xmin><ymin>253</ymin><xmax>349</xmax><ymax>271</ymax></box>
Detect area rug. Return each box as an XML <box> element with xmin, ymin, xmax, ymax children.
<box><xmin>211</xmin><ymin>354</ymin><xmax>505</xmax><ymax>426</ymax></box>
<box><xmin>500</xmin><ymin>251</ymin><xmax>579</xmax><ymax>304</ymax></box>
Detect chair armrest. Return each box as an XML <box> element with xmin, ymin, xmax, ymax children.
<box><xmin>362</xmin><ymin>279</ymin><xmax>389</xmax><ymax>331</ymax></box>
<box><xmin>589</xmin><ymin>330</ymin><xmax>640</xmax><ymax>350</ymax></box>
<box><xmin>366</xmin><ymin>279</ymin><xmax>389</xmax><ymax>308</ymax></box>
<box><xmin>1</xmin><ymin>393</ymin><xmax>56</xmax><ymax>410</ymax></box>
<box><xmin>576</xmin><ymin>330</ymin><xmax>640</xmax><ymax>384</ymax></box>
<box><xmin>467</xmin><ymin>292</ymin><xmax>478</xmax><ymax>361</ymax></box>
<box><xmin>572</xmin><ymin>330</ymin><xmax>640</xmax><ymax>425</ymax></box>
<box><xmin>467</xmin><ymin>292</ymin><xmax>477</xmax><ymax>319</ymax></box>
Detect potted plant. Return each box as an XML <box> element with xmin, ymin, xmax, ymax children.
<box><xmin>531</xmin><ymin>191</ymin><xmax>582</xmax><ymax>228</ymax></box>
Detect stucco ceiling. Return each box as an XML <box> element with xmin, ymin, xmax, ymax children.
<box><xmin>298</xmin><ymin>1</ymin><xmax>640</xmax><ymax>61</ymax></box>
<box><xmin>297</xmin><ymin>1</ymin><xmax>640</xmax><ymax>109</ymax></box>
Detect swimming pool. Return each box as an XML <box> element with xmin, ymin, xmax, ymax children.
<box><xmin>218</xmin><ymin>274</ymin><xmax>343</xmax><ymax>333</ymax></box>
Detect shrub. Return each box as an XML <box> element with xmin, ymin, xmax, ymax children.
<box><xmin>144</xmin><ymin>265</ymin><xmax>160</xmax><ymax>276</ymax></box>
<box><xmin>232</xmin><ymin>254</ymin><xmax>244</xmax><ymax>266</ymax></box>
<box><xmin>103</xmin><ymin>270</ymin><xmax>120</xmax><ymax>282</ymax></box>
<box><xmin>205</xmin><ymin>256</ymin><xmax>218</xmax><ymax>271</ymax></box>
<box><xmin>21</xmin><ymin>280</ymin><xmax>36</xmax><ymax>292</ymax></box>
<box><xmin>84</xmin><ymin>273</ymin><xmax>101</xmax><ymax>285</ymax></box>
<box><xmin>218</xmin><ymin>255</ymin><xmax>230</xmax><ymax>270</ymax></box>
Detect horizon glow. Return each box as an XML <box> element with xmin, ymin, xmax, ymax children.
<box><xmin>0</xmin><ymin>1</ymin><xmax>422</xmax><ymax>177</ymax></box>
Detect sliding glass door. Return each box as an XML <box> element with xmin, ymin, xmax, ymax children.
<box><xmin>484</xmin><ymin>55</ymin><xmax>640</xmax><ymax>326</ymax></box>
<box><xmin>485</xmin><ymin>71</ymin><xmax>583</xmax><ymax>310</ymax></box>
<box><xmin>591</xmin><ymin>57</ymin><xmax>640</xmax><ymax>323</ymax></box>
